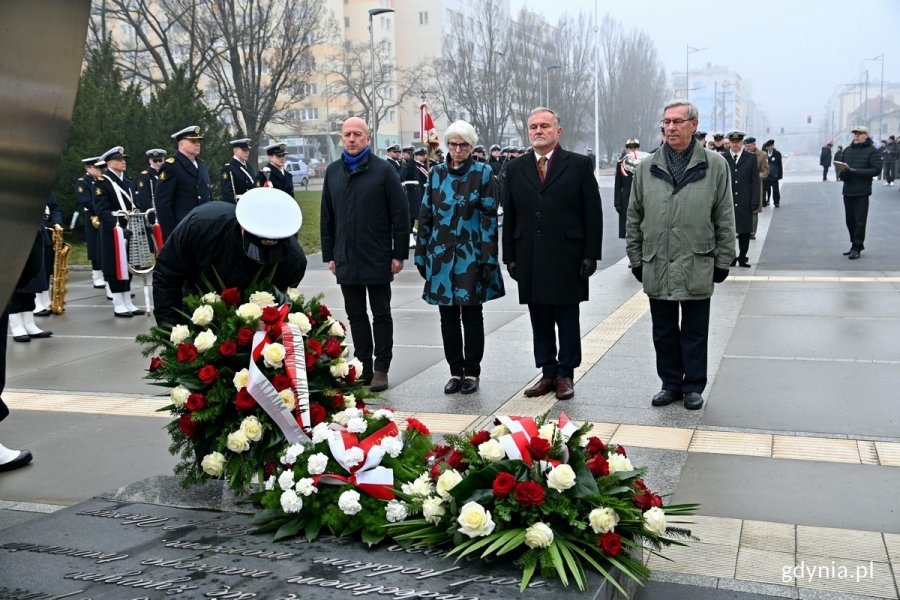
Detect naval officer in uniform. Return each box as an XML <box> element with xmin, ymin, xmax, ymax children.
<box><xmin>156</xmin><ymin>125</ymin><xmax>212</xmax><ymax>240</ymax></box>
<box><xmin>220</xmin><ymin>138</ymin><xmax>256</xmax><ymax>203</ymax></box>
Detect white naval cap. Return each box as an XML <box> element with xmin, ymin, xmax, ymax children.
<box><xmin>235</xmin><ymin>187</ymin><xmax>302</xmax><ymax>240</ymax></box>
<box><xmin>145</xmin><ymin>148</ymin><xmax>167</xmax><ymax>159</ymax></box>
<box><xmin>171</xmin><ymin>125</ymin><xmax>203</xmax><ymax>141</ymax></box>
<box><xmin>81</xmin><ymin>156</ymin><xmax>100</xmax><ymax>165</ymax></box>
<box><xmin>230</xmin><ymin>138</ymin><xmax>252</xmax><ymax>148</ymax></box>
<box><xmin>100</xmin><ymin>146</ymin><xmax>127</xmax><ymax>161</ymax></box>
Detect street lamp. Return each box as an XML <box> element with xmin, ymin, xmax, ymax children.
<box><xmin>867</xmin><ymin>53</ymin><xmax>885</xmax><ymax>137</ymax></box>
<box><xmin>368</xmin><ymin>7</ymin><xmax>394</xmax><ymax>154</ymax></box>
<box><xmin>686</xmin><ymin>44</ymin><xmax>706</xmax><ymax>101</ymax></box>
<box><xmin>546</xmin><ymin>64</ymin><xmax>561</xmax><ymax>107</ymax></box>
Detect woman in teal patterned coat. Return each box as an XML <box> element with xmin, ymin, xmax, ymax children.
<box><xmin>415</xmin><ymin>120</ymin><xmax>505</xmax><ymax>395</ymax></box>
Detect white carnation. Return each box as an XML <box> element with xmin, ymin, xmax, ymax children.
<box><xmin>344</xmin><ymin>393</ymin><xmax>357</xmax><ymax>408</ymax></box>
<box><xmin>307</xmin><ymin>453</ymin><xmax>329</xmax><ymax>475</ymax></box>
<box><xmin>422</xmin><ymin>497</ymin><xmax>446</xmax><ymax>524</ymax></box>
<box><xmin>278</xmin><ymin>469</ymin><xmax>296</xmax><ymax>491</ymax></box>
<box><xmin>232</xmin><ymin>368</ymin><xmax>250</xmax><ymax>390</ymax></box>
<box><xmin>401</xmin><ymin>474</ymin><xmax>434</xmax><ymax>497</ymax></box>
<box><xmin>380</xmin><ymin>436</ymin><xmax>403</xmax><ymax>458</ymax></box>
<box><xmin>373</xmin><ymin>408</ymin><xmax>394</xmax><ymax>421</ymax></box>
<box><xmin>191</xmin><ymin>305</ymin><xmax>214</xmax><ymax>326</ymax></box>
<box><xmin>311</xmin><ymin>423</ymin><xmax>331</xmax><ymax>444</ymax></box>
<box><xmin>385</xmin><ymin>500</ymin><xmax>409</xmax><ymax>523</ymax></box>
<box><xmin>346</xmin><ymin>417</ymin><xmax>367</xmax><ymax>434</ymax></box>
<box><xmin>331</xmin><ymin>410</ymin><xmax>348</xmax><ymax>425</ymax></box>
<box><xmin>343</xmin><ymin>407</ymin><xmax>364</xmax><ymax>420</ymax></box>
<box><xmin>263</xmin><ymin>475</ymin><xmax>276</xmax><ymax>491</ymax></box>
<box><xmin>236</xmin><ymin>302</ymin><xmax>262</xmax><ymax>322</ymax></box>
<box><xmin>193</xmin><ymin>329</ymin><xmax>217</xmax><ymax>353</ymax></box>
<box><xmin>295</xmin><ymin>477</ymin><xmax>317</xmax><ymax>496</ymax></box>
<box><xmin>347</xmin><ymin>357</ymin><xmax>364</xmax><ymax>378</ymax></box>
<box><xmin>281</xmin><ymin>443</ymin><xmax>306</xmax><ymax>464</ymax></box>
<box><xmin>280</xmin><ymin>490</ymin><xmax>303</xmax><ymax>513</ymax></box>
<box><xmin>170</xmin><ymin>385</ymin><xmax>190</xmax><ymax>408</ymax></box>
<box><xmin>344</xmin><ymin>446</ymin><xmax>365</xmax><ymax>467</ymax></box>
<box><xmin>338</xmin><ymin>490</ymin><xmax>362</xmax><ymax>515</ymax></box>
<box><xmin>287</xmin><ymin>312</ymin><xmax>312</xmax><ymax>334</ymax></box>
<box><xmin>169</xmin><ymin>324</ymin><xmax>190</xmax><ymax>344</ymax></box>
<box><xmin>249</xmin><ymin>291</ymin><xmax>276</xmax><ymax>308</ymax></box>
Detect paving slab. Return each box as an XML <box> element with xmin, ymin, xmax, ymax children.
<box><xmin>739</xmin><ymin>287</ymin><xmax>900</xmax><ymax>319</ymax></box>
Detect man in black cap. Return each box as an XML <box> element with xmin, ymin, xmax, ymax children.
<box><xmin>255</xmin><ymin>143</ymin><xmax>293</xmax><ymax>196</ymax></box>
<box><xmin>136</xmin><ymin>148</ymin><xmax>166</xmax><ymax>214</ymax></box>
<box><xmin>488</xmin><ymin>144</ymin><xmax>502</xmax><ymax>172</ymax></box>
<box><xmin>74</xmin><ymin>156</ymin><xmax>106</xmax><ymax>289</ymax></box>
<box><xmin>401</xmin><ymin>145</ymin><xmax>413</xmax><ymax>164</ymax></box>
<box><xmin>153</xmin><ymin>187</ymin><xmax>307</xmax><ymax>327</ymax></box>
<box><xmin>712</xmin><ymin>133</ymin><xmax>727</xmax><ymax>153</ymax></box>
<box><xmin>724</xmin><ymin>132</ymin><xmax>759</xmax><ymax>267</ymax></box>
<box><xmin>744</xmin><ymin>137</ymin><xmax>768</xmax><ymax>239</ymax></box>
<box><xmin>93</xmin><ymin>146</ymin><xmax>143</xmax><ymax>318</ymax></box>
<box><xmin>401</xmin><ymin>146</ymin><xmax>429</xmax><ymax>246</ymax></box>
<box><xmin>156</xmin><ymin>125</ymin><xmax>212</xmax><ymax>240</ymax></box>
<box><xmin>836</xmin><ymin>126</ymin><xmax>882</xmax><ymax>259</ymax></box>
<box><xmin>221</xmin><ymin>138</ymin><xmax>256</xmax><ymax>204</ymax></box>
<box><xmin>386</xmin><ymin>143</ymin><xmax>403</xmax><ymax>174</ymax></box>
<box><xmin>472</xmin><ymin>145</ymin><xmax>486</xmax><ymax>163</ymax></box>
<box><xmin>695</xmin><ymin>131</ymin><xmax>707</xmax><ymax>145</ymax></box>
<box><xmin>762</xmin><ymin>139</ymin><xmax>783</xmax><ymax>207</ymax></box>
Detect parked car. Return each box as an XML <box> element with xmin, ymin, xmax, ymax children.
<box><xmin>284</xmin><ymin>160</ymin><xmax>309</xmax><ymax>186</ymax></box>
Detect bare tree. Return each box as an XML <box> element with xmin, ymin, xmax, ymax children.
<box><xmin>428</xmin><ymin>0</ymin><xmax>512</xmax><ymax>145</ymax></box>
<box><xmin>507</xmin><ymin>8</ymin><xmax>546</xmax><ymax>143</ymax></box>
<box><xmin>546</xmin><ymin>13</ymin><xmax>596</xmax><ymax>150</ymax></box>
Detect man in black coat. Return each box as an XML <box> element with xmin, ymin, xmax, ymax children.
<box><xmin>136</xmin><ymin>148</ymin><xmax>165</xmax><ymax>213</ymax></box>
<box><xmin>156</xmin><ymin>125</ymin><xmax>212</xmax><ymax>240</ymax></box>
<box><xmin>401</xmin><ymin>146</ymin><xmax>429</xmax><ymax>244</ymax></box>
<box><xmin>502</xmin><ymin>107</ymin><xmax>603</xmax><ymax>400</ymax></box>
<box><xmin>75</xmin><ymin>156</ymin><xmax>106</xmax><ymax>289</ymax></box>
<box><xmin>820</xmin><ymin>142</ymin><xmax>833</xmax><ymax>181</ymax></box>
<box><xmin>762</xmin><ymin>139</ymin><xmax>783</xmax><ymax>206</ymax></box>
<box><xmin>320</xmin><ymin>117</ymin><xmax>409</xmax><ymax>392</ymax></box>
<box><xmin>152</xmin><ymin>187</ymin><xmax>307</xmax><ymax>327</ymax></box>
<box><xmin>220</xmin><ymin>138</ymin><xmax>256</xmax><ymax>203</ymax></box>
<box><xmin>836</xmin><ymin>126</ymin><xmax>883</xmax><ymax>259</ymax></box>
<box><xmin>724</xmin><ymin>132</ymin><xmax>759</xmax><ymax>267</ymax></box>
<box><xmin>614</xmin><ymin>138</ymin><xmax>644</xmax><ymax>239</ymax></box>
<box><xmin>255</xmin><ymin>142</ymin><xmax>294</xmax><ymax>196</ymax></box>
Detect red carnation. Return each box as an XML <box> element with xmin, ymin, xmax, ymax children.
<box><xmin>615</xmin><ymin>445</ymin><xmax>627</xmax><ymax>457</ymax></box>
<box><xmin>323</xmin><ymin>338</ymin><xmax>342</xmax><ymax>358</ymax></box>
<box><xmin>176</xmin><ymin>343</ymin><xmax>198</xmax><ymax>363</ymax></box>
<box><xmin>148</xmin><ymin>356</ymin><xmax>163</xmax><ymax>372</ymax></box>
<box><xmin>469</xmin><ymin>430</ymin><xmax>491</xmax><ymax>447</ymax></box>
<box><xmin>306</xmin><ymin>338</ymin><xmax>322</xmax><ymax>356</ymax></box>
<box><xmin>186</xmin><ymin>393</ymin><xmax>207</xmax><ymax>412</ymax></box>
<box><xmin>305</xmin><ymin>352</ymin><xmax>315</xmax><ymax>369</ymax></box>
<box><xmin>492</xmin><ymin>472</ymin><xmax>517</xmax><ymax>498</ymax></box>
<box><xmin>599</xmin><ymin>531</ymin><xmax>622</xmax><ymax>556</ymax></box>
<box><xmin>198</xmin><ymin>365</ymin><xmax>218</xmax><ymax>384</ymax></box>
<box><xmin>406</xmin><ymin>418</ymin><xmax>430</xmax><ymax>436</ymax></box>
<box><xmin>261</xmin><ymin>306</ymin><xmax>282</xmax><ymax>325</ymax></box>
<box><xmin>346</xmin><ymin>364</ymin><xmax>357</xmax><ymax>384</ymax></box>
<box><xmin>586</xmin><ymin>436</ymin><xmax>606</xmax><ymax>456</ymax></box>
<box><xmin>309</xmin><ymin>403</ymin><xmax>326</xmax><ymax>425</ymax></box>
<box><xmin>426</xmin><ymin>445</ymin><xmax>451</xmax><ymax>462</ymax></box>
<box><xmin>587</xmin><ymin>455</ymin><xmax>610</xmax><ymax>477</ymax></box>
<box><xmin>514</xmin><ymin>481</ymin><xmax>545</xmax><ymax>508</ymax></box>
<box><xmin>331</xmin><ymin>393</ymin><xmax>345</xmax><ymax>409</ymax></box>
<box><xmin>430</xmin><ymin>463</ymin><xmax>443</xmax><ymax>479</ymax></box>
<box><xmin>237</xmin><ymin>327</ymin><xmax>254</xmax><ymax>347</ymax></box>
<box><xmin>355</xmin><ymin>398</ymin><xmax>366</xmax><ymax>409</ymax></box>
<box><xmin>218</xmin><ymin>340</ymin><xmax>237</xmax><ymax>357</ymax></box>
<box><xmin>178</xmin><ymin>415</ymin><xmax>197</xmax><ymax>437</ymax></box>
<box><xmin>528</xmin><ymin>437</ymin><xmax>551</xmax><ymax>460</ymax></box>
<box><xmin>235</xmin><ymin>389</ymin><xmax>256</xmax><ymax>411</ymax></box>
<box><xmin>446</xmin><ymin>449</ymin><xmax>464</xmax><ymax>470</ymax></box>
<box><xmin>272</xmin><ymin>374</ymin><xmax>292</xmax><ymax>391</ymax></box>
<box><xmin>318</xmin><ymin>304</ymin><xmax>331</xmax><ymax>319</ymax></box>
<box><xmin>221</xmin><ymin>287</ymin><xmax>241</xmax><ymax>306</ymax></box>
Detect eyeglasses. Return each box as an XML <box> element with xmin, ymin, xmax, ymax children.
<box><xmin>151</xmin><ymin>159</ymin><xmax>163</xmax><ymax>163</ymax></box>
<box><xmin>661</xmin><ymin>118</ymin><xmax>694</xmax><ymax>127</ymax></box>
<box><xmin>447</xmin><ymin>142</ymin><xmax>471</xmax><ymax>149</ymax></box>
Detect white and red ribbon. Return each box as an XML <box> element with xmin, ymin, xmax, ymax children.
<box><xmin>314</xmin><ymin>421</ymin><xmax>398</xmax><ymax>500</ymax></box>
<box><xmin>112</xmin><ymin>224</ymin><xmax>129</xmax><ymax>280</ymax></box>
<box><xmin>496</xmin><ymin>414</ymin><xmax>582</xmax><ymax>469</ymax></box>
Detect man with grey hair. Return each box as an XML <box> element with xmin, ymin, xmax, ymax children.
<box><xmin>626</xmin><ymin>100</ymin><xmax>735</xmax><ymax>410</ymax></box>
<box><xmin>502</xmin><ymin>107</ymin><xmax>603</xmax><ymax>401</ymax></box>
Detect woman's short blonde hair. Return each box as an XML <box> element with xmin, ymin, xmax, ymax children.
<box><xmin>444</xmin><ymin>120</ymin><xmax>478</xmax><ymax>148</ymax></box>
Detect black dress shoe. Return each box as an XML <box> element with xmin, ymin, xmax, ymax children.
<box><xmin>848</xmin><ymin>249</ymin><xmax>861</xmax><ymax>260</ymax></box>
<box><xmin>843</xmin><ymin>247</ymin><xmax>853</xmax><ymax>256</ymax></box>
<box><xmin>13</xmin><ymin>335</ymin><xmax>31</xmax><ymax>343</ymax></box>
<box><xmin>33</xmin><ymin>309</ymin><xmax>52</xmax><ymax>317</ymax></box>
<box><xmin>114</xmin><ymin>311</ymin><xmax>133</xmax><ymax>318</ymax></box>
<box><xmin>131</xmin><ymin>309</ymin><xmax>145</xmax><ymax>316</ymax></box>
<box><xmin>27</xmin><ymin>331</ymin><xmax>52</xmax><ymax>338</ymax></box>
<box><xmin>0</xmin><ymin>449</ymin><xmax>33</xmax><ymax>472</ymax></box>
<box><xmin>444</xmin><ymin>377</ymin><xmax>462</xmax><ymax>394</ymax></box>
<box><xmin>360</xmin><ymin>372</ymin><xmax>374</xmax><ymax>385</ymax></box>
<box><xmin>730</xmin><ymin>258</ymin><xmax>738</xmax><ymax>267</ymax></box>
<box><xmin>683</xmin><ymin>392</ymin><xmax>704</xmax><ymax>410</ymax></box>
<box><xmin>651</xmin><ymin>389</ymin><xmax>683</xmax><ymax>406</ymax></box>
<box><xmin>460</xmin><ymin>377</ymin><xmax>480</xmax><ymax>395</ymax></box>
<box><xmin>739</xmin><ymin>260</ymin><xmax>751</xmax><ymax>268</ymax></box>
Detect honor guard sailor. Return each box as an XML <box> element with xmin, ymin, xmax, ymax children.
<box><xmin>93</xmin><ymin>146</ymin><xmax>143</xmax><ymax>318</ymax></box>
<box><xmin>75</xmin><ymin>156</ymin><xmax>106</xmax><ymax>288</ymax></box>
<box><xmin>255</xmin><ymin>143</ymin><xmax>294</xmax><ymax>195</ymax></box>
<box><xmin>156</xmin><ymin>125</ymin><xmax>212</xmax><ymax>240</ymax></box>
<box><xmin>220</xmin><ymin>138</ymin><xmax>256</xmax><ymax>203</ymax></box>
<box><xmin>136</xmin><ymin>148</ymin><xmax>166</xmax><ymax>218</ymax></box>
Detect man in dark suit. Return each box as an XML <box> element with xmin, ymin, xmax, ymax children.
<box><xmin>502</xmin><ymin>107</ymin><xmax>603</xmax><ymax>400</ymax></box>
<box><xmin>386</xmin><ymin>143</ymin><xmax>403</xmax><ymax>175</ymax></box>
<box><xmin>255</xmin><ymin>142</ymin><xmax>294</xmax><ymax>196</ymax></box>
<box><xmin>762</xmin><ymin>139</ymin><xmax>783</xmax><ymax>206</ymax></box>
<box><xmin>136</xmin><ymin>148</ymin><xmax>166</xmax><ymax>217</ymax></box>
<box><xmin>75</xmin><ymin>156</ymin><xmax>105</xmax><ymax>289</ymax></box>
<box><xmin>724</xmin><ymin>132</ymin><xmax>759</xmax><ymax>267</ymax></box>
<box><xmin>220</xmin><ymin>138</ymin><xmax>256</xmax><ymax>203</ymax></box>
<box><xmin>156</xmin><ymin>125</ymin><xmax>212</xmax><ymax>240</ymax></box>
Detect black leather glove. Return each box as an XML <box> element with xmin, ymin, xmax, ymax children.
<box><xmin>713</xmin><ymin>267</ymin><xmax>729</xmax><ymax>283</ymax></box>
<box><xmin>123</xmin><ymin>227</ymin><xmax>133</xmax><ymax>241</ymax></box>
<box><xmin>416</xmin><ymin>264</ymin><xmax>426</xmax><ymax>280</ymax></box>
<box><xmin>580</xmin><ymin>258</ymin><xmax>597</xmax><ymax>278</ymax></box>
<box><xmin>631</xmin><ymin>266</ymin><xmax>643</xmax><ymax>283</ymax></box>
<box><xmin>507</xmin><ymin>262</ymin><xmax>518</xmax><ymax>281</ymax></box>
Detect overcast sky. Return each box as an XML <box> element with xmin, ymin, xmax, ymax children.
<box><xmin>510</xmin><ymin>0</ymin><xmax>900</xmax><ymax>131</ymax></box>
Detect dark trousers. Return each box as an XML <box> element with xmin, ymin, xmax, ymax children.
<box><xmin>822</xmin><ymin>165</ymin><xmax>830</xmax><ymax>181</ymax></box>
<box><xmin>439</xmin><ymin>304</ymin><xmax>484</xmax><ymax>377</ymax></box>
<box><xmin>885</xmin><ymin>161</ymin><xmax>896</xmax><ymax>183</ymax></box>
<box><xmin>843</xmin><ymin>195</ymin><xmax>869</xmax><ymax>249</ymax></box>
<box><xmin>341</xmin><ymin>283</ymin><xmax>393</xmax><ymax>374</ymax></box>
<box><xmin>527</xmin><ymin>303</ymin><xmax>581</xmax><ymax>379</ymax></box>
<box><xmin>108</xmin><ymin>276</ymin><xmax>132</xmax><ymax>293</ymax></box>
<box><xmin>0</xmin><ymin>309</ymin><xmax>8</xmax><ymax>421</ymax></box>
<box><xmin>649</xmin><ymin>297</ymin><xmax>710</xmax><ymax>394</ymax></box>
<box><xmin>764</xmin><ymin>180</ymin><xmax>780</xmax><ymax>205</ymax></box>
<box><xmin>737</xmin><ymin>233</ymin><xmax>750</xmax><ymax>263</ymax></box>
<box><xmin>8</xmin><ymin>291</ymin><xmax>35</xmax><ymax>314</ymax></box>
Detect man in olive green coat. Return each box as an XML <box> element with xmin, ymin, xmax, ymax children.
<box><xmin>626</xmin><ymin>100</ymin><xmax>735</xmax><ymax>410</ymax></box>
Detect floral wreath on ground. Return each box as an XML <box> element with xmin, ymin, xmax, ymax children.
<box><xmin>137</xmin><ymin>276</ymin><xmax>371</xmax><ymax>493</ymax></box>
<box><xmin>383</xmin><ymin>413</ymin><xmax>698</xmax><ymax>594</ymax></box>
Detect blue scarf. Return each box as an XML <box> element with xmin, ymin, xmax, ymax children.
<box><xmin>342</xmin><ymin>146</ymin><xmax>370</xmax><ymax>173</ymax></box>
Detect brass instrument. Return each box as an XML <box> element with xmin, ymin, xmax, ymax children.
<box><xmin>49</xmin><ymin>224</ymin><xmax>71</xmax><ymax>314</ymax></box>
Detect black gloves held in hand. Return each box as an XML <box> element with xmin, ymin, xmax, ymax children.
<box><xmin>580</xmin><ymin>258</ymin><xmax>597</xmax><ymax>278</ymax></box>
<box><xmin>507</xmin><ymin>262</ymin><xmax>518</xmax><ymax>281</ymax></box>
<box><xmin>713</xmin><ymin>267</ymin><xmax>729</xmax><ymax>283</ymax></box>
<box><xmin>631</xmin><ymin>266</ymin><xmax>643</xmax><ymax>283</ymax></box>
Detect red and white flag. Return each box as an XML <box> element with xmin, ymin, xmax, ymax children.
<box><xmin>420</xmin><ymin>103</ymin><xmax>440</xmax><ymax>151</ymax></box>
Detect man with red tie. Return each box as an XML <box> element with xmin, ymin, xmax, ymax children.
<box><xmin>501</xmin><ymin>107</ymin><xmax>603</xmax><ymax>400</ymax></box>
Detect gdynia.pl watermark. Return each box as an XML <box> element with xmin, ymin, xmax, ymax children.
<box><xmin>782</xmin><ymin>561</ymin><xmax>876</xmax><ymax>584</ymax></box>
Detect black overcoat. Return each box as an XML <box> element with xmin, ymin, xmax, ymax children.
<box><xmin>724</xmin><ymin>151</ymin><xmax>759</xmax><ymax>234</ymax></box>
<box><xmin>613</xmin><ymin>161</ymin><xmax>634</xmax><ymax>239</ymax></box>
<box><xmin>255</xmin><ymin>163</ymin><xmax>294</xmax><ymax>196</ymax></box>
<box><xmin>156</xmin><ymin>151</ymin><xmax>212</xmax><ymax>240</ymax></box>
<box><xmin>501</xmin><ymin>148</ymin><xmax>603</xmax><ymax>305</ymax></box>
<box><xmin>93</xmin><ymin>169</ymin><xmax>136</xmax><ymax>281</ymax></box>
